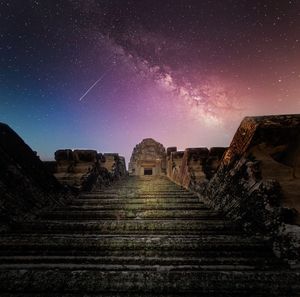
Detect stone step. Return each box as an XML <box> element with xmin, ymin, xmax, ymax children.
<box><xmin>0</xmin><ymin>234</ymin><xmax>269</xmax><ymax>250</ymax></box>
<box><xmin>0</xmin><ymin>234</ymin><xmax>276</xmax><ymax>259</ymax></box>
<box><xmin>0</xmin><ymin>249</ymin><xmax>274</xmax><ymax>259</ymax></box>
<box><xmin>41</xmin><ymin>210</ymin><xmax>222</xmax><ymax>220</ymax></box>
<box><xmin>92</xmin><ymin>185</ymin><xmax>183</xmax><ymax>190</ymax></box>
<box><xmin>112</xmin><ymin>189</ymin><xmax>187</xmax><ymax>192</ymax></box>
<box><xmin>0</xmin><ymin>294</ymin><xmax>294</xmax><ymax>297</ymax></box>
<box><xmin>79</xmin><ymin>193</ymin><xmax>197</xmax><ymax>199</ymax></box>
<box><xmin>0</xmin><ymin>269</ymin><xmax>299</xmax><ymax>294</ymax></box>
<box><xmin>14</xmin><ymin>220</ymin><xmax>239</xmax><ymax>235</ymax></box>
<box><xmin>0</xmin><ymin>255</ymin><xmax>284</xmax><ymax>269</ymax></box>
<box><xmin>71</xmin><ymin>198</ymin><xmax>201</xmax><ymax>205</ymax></box>
<box><xmin>0</xmin><ymin>261</ymin><xmax>285</xmax><ymax>271</ymax></box>
<box><xmin>61</xmin><ymin>204</ymin><xmax>210</xmax><ymax>211</ymax></box>
<box><xmin>3</xmin><ymin>175</ymin><xmax>298</xmax><ymax>296</ymax></box>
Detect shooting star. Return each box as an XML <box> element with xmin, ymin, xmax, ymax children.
<box><xmin>78</xmin><ymin>64</ymin><xmax>114</xmax><ymax>102</ymax></box>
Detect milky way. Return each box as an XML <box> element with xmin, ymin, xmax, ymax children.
<box><xmin>1</xmin><ymin>0</ymin><xmax>300</xmax><ymax>163</ymax></box>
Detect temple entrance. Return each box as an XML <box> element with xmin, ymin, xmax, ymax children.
<box><xmin>128</xmin><ymin>138</ymin><xmax>167</xmax><ymax>176</ymax></box>
<box><xmin>144</xmin><ymin>168</ymin><xmax>153</xmax><ymax>175</ymax></box>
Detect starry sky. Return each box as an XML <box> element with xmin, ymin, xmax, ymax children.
<box><xmin>1</xmin><ymin>0</ymin><xmax>300</xmax><ymax>164</ymax></box>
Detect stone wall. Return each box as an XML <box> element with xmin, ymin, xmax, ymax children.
<box><xmin>0</xmin><ymin>123</ymin><xmax>70</xmax><ymax>230</ymax></box>
<box><xmin>166</xmin><ymin>147</ymin><xmax>226</xmax><ymax>187</ymax></box>
<box><xmin>52</xmin><ymin>150</ymin><xmax>127</xmax><ymax>190</ymax></box>
<box><xmin>166</xmin><ymin>147</ymin><xmax>177</xmax><ymax>177</ymax></box>
<box><xmin>202</xmin><ymin>115</ymin><xmax>300</xmax><ymax>264</ymax></box>
<box><xmin>167</xmin><ymin>149</ymin><xmax>184</xmax><ymax>185</ymax></box>
<box><xmin>102</xmin><ymin>153</ymin><xmax>127</xmax><ymax>179</ymax></box>
<box><xmin>165</xmin><ymin>114</ymin><xmax>300</xmax><ymax>263</ymax></box>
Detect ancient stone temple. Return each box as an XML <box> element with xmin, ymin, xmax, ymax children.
<box><xmin>128</xmin><ymin>138</ymin><xmax>167</xmax><ymax>176</ymax></box>
<box><xmin>1</xmin><ymin>118</ymin><xmax>300</xmax><ymax>296</ymax></box>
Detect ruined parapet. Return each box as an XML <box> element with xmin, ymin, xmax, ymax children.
<box><xmin>73</xmin><ymin>150</ymin><xmax>97</xmax><ymax>174</ymax></box>
<box><xmin>169</xmin><ymin>151</ymin><xmax>184</xmax><ymax>184</ymax></box>
<box><xmin>53</xmin><ymin>149</ymin><xmax>125</xmax><ymax>190</ymax></box>
<box><xmin>205</xmin><ymin>147</ymin><xmax>227</xmax><ymax>179</ymax></box>
<box><xmin>178</xmin><ymin>148</ymin><xmax>209</xmax><ymax>189</ymax></box>
<box><xmin>55</xmin><ymin>149</ymin><xmax>74</xmax><ymax>173</ymax></box>
<box><xmin>203</xmin><ymin>114</ymin><xmax>300</xmax><ymax>263</ymax></box>
<box><xmin>73</xmin><ymin>150</ymin><xmax>97</xmax><ymax>162</ymax></box>
<box><xmin>0</xmin><ymin>123</ymin><xmax>69</xmax><ymax>230</ymax></box>
<box><xmin>102</xmin><ymin>153</ymin><xmax>119</xmax><ymax>173</ymax></box>
<box><xmin>54</xmin><ymin>149</ymin><xmax>92</xmax><ymax>188</ymax></box>
<box><xmin>129</xmin><ymin>138</ymin><xmax>166</xmax><ymax>176</ymax></box>
<box><xmin>166</xmin><ymin>147</ymin><xmax>177</xmax><ymax>177</ymax></box>
<box><xmin>102</xmin><ymin>153</ymin><xmax>127</xmax><ymax>179</ymax></box>
<box><xmin>118</xmin><ymin>156</ymin><xmax>127</xmax><ymax>177</ymax></box>
<box><xmin>166</xmin><ymin>146</ymin><xmax>226</xmax><ymax>186</ymax></box>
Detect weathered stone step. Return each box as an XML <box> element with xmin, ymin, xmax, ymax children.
<box><xmin>0</xmin><ymin>235</ymin><xmax>274</xmax><ymax>259</ymax></box>
<box><xmin>1</xmin><ymin>289</ymin><xmax>272</xmax><ymax>297</ymax></box>
<box><xmin>87</xmin><ymin>188</ymin><xmax>192</xmax><ymax>194</ymax></box>
<box><xmin>0</xmin><ymin>255</ymin><xmax>282</xmax><ymax>269</ymax></box>
<box><xmin>0</xmin><ymin>262</ymin><xmax>284</xmax><ymax>271</ymax></box>
<box><xmin>3</xmin><ymin>292</ymin><xmax>299</xmax><ymax>297</ymax></box>
<box><xmin>0</xmin><ymin>235</ymin><xmax>274</xmax><ymax>257</ymax></box>
<box><xmin>41</xmin><ymin>210</ymin><xmax>222</xmax><ymax>220</ymax></box>
<box><xmin>0</xmin><ymin>234</ymin><xmax>269</xmax><ymax>250</ymax></box>
<box><xmin>71</xmin><ymin>198</ymin><xmax>200</xmax><ymax>205</ymax></box>
<box><xmin>0</xmin><ymin>249</ymin><xmax>274</xmax><ymax>259</ymax></box>
<box><xmin>79</xmin><ymin>193</ymin><xmax>197</xmax><ymax>199</ymax></box>
<box><xmin>0</xmin><ymin>269</ymin><xmax>299</xmax><ymax>294</ymax></box>
<box><xmin>14</xmin><ymin>220</ymin><xmax>239</xmax><ymax>235</ymax></box>
<box><xmin>62</xmin><ymin>204</ymin><xmax>210</xmax><ymax>211</ymax></box>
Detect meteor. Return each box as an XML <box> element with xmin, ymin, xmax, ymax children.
<box><xmin>78</xmin><ymin>65</ymin><xmax>114</xmax><ymax>102</ymax></box>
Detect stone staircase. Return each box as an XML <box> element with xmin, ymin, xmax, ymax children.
<box><xmin>0</xmin><ymin>176</ymin><xmax>299</xmax><ymax>296</ymax></box>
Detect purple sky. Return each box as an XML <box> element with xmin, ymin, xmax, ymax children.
<box><xmin>1</xmin><ymin>1</ymin><xmax>300</xmax><ymax>164</ymax></box>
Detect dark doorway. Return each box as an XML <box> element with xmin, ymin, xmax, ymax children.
<box><xmin>144</xmin><ymin>168</ymin><xmax>153</xmax><ymax>175</ymax></box>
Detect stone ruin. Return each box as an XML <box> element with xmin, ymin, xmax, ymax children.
<box><xmin>128</xmin><ymin>139</ymin><xmax>226</xmax><ymax>180</ymax></box>
<box><xmin>0</xmin><ymin>121</ymin><xmax>128</xmax><ymax>232</ymax></box>
<box><xmin>0</xmin><ymin>114</ymin><xmax>299</xmax><ymax>266</ymax></box>
<box><xmin>128</xmin><ymin>138</ymin><xmax>167</xmax><ymax>176</ymax></box>
<box><xmin>203</xmin><ymin>114</ymin><xmax>300</xmax><ymax>263</ymax></box>
<box><xmin>49</xmin><ymin>149</ymin><xmax>127</xmax><ymax>190</ymax></box>
<box><xmin>166</xmin><ymin>147</ymin><xmax>226</xmax><ymax>188</ymax></box>
<box><xmin>0</xmin><ymin>123</ymin><xmax>70</xmax><ymax>231</ymax></box>
<box><xmin>164</xmin><ymin>114</ymin><xmax>300</xmax><ymax>264</ymax></box>
<box><xmin>128</xmin><ymin>115</ymin><xmax>300</xmax><ymax>263</ymax></box>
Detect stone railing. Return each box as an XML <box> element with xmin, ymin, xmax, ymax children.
<box><xmin>167</xmin><ymin>114</ymin><xmax>300</xmax><ymax>265</ymax></box>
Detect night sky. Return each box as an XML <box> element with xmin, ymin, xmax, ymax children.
<box><xmin>1</xmin><ymin>1</ymin><xmax>300</xmax><ymax>163</ymax></box>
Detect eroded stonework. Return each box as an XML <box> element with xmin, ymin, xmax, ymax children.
<box><xmin>167</xmin><ymin>147</ymin><xmax>226</xmax><ymax>187</ymax></box>
<box><xmin>52</xmin><ymin>150</ymin><xmax>126</xmax><ymax>190</ymax></box>
<box><xmin>203</xmin><ymin>114</ymin><xmax>300</xmax><ymax>263</ymax></box>
<box><xmin>129</xmin><ymin>138</ymin><xmax>166</xmax><ymax>176</ymax></box>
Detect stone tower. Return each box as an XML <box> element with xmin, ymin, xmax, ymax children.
<box><xmin>128</xmin><ymin>138</ymin><xmax>166</xmax><ymax>176</ymax></box>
